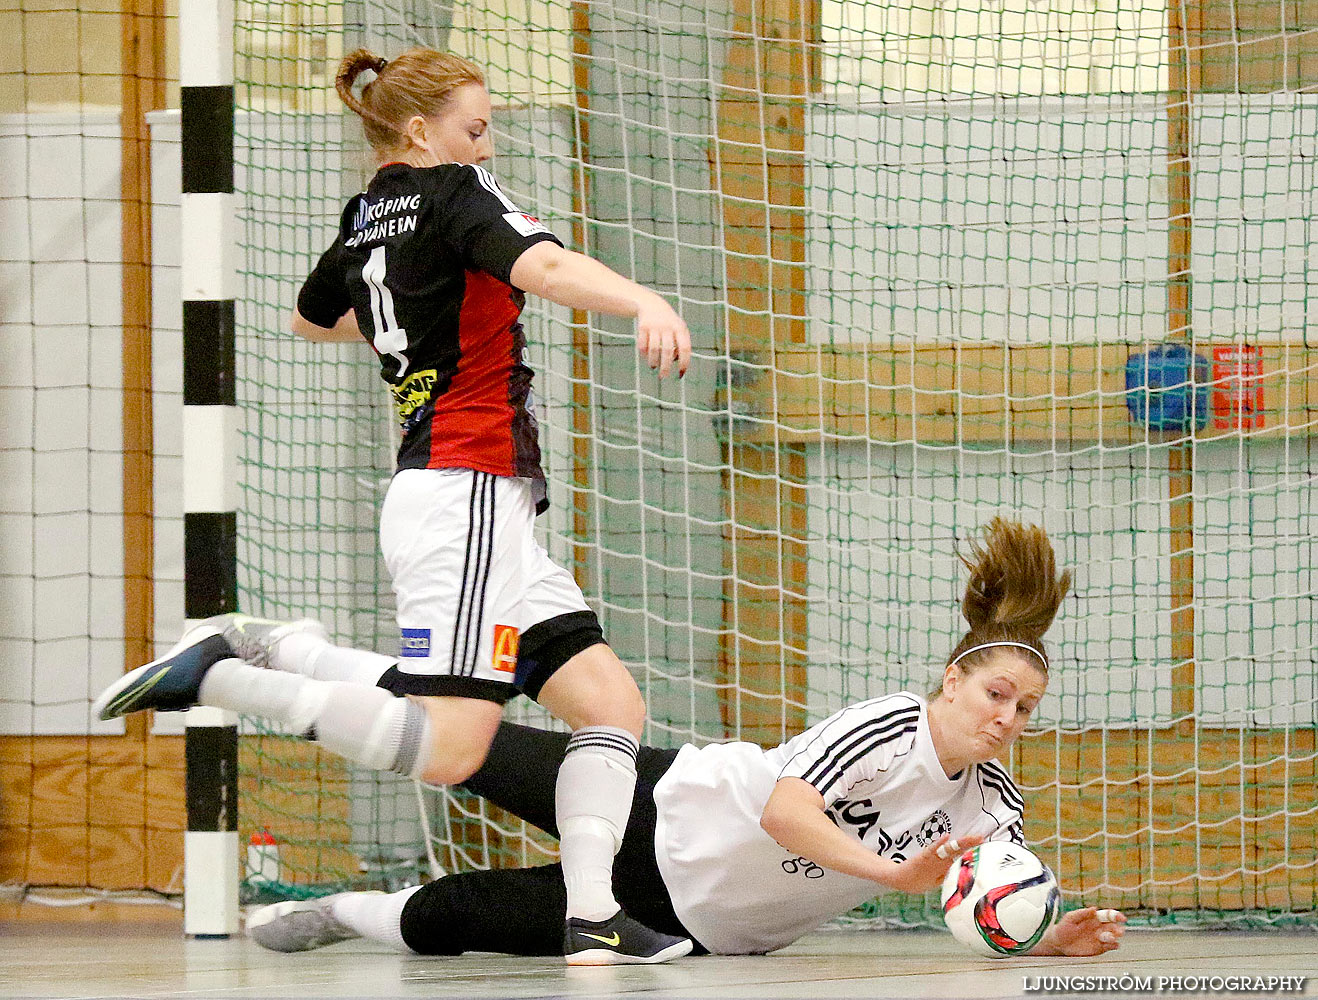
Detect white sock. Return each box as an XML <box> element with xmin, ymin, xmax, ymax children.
<box><xmin>198</xmin><ymin>658</ymin><xmax>330</xmax><ymax>733</ymax></box>
<box><xmin>559</xmin><ymin>821</ymin><xmax>618</xmax><ymax>923</ymax></box>
<box><xmin>198</xmin><ymin>660</ymin><xmax>433</xmax><ymax>778</ymax></box>
<box><xmin>555</xmin><ymin>726</ymin><xmax>639</xmax><ymax>922</ymax></box>
<box><xmin>330</xmin><ymin>885</ymin><xmax>421</xmax><ymax>952</ymax></box>
<box><xmin>274</xmin><ymin>632</ymin><xmax>395</xmax><ymax>687</ymax></box>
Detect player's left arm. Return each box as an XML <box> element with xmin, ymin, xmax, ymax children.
<box><xmin>509</xmin><ymin>242</ymin><xmax>690</xmax><ymax>378</ymax></box>
<box><xmin>438</xmin><ymin>166</ymin><xmax>689</xmax><ymax>378</ymax></box>
<box><xmin>1030</xmin><ymin>906</ymin><xmax>1127</xmax><ymax>956</ymax></box>
<box><xmin>291</xmin><ymin>306</ymin><xmax>362</xmax><ymax>342</ymax></box>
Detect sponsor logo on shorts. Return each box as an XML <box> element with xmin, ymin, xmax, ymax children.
<box><xmin>492</xmin><ymin>624</ymin><xmax>519</xmax><ymax>673</ymax></box>
<box><xmin>502</xmin><ymin>211</ymin><xmax>551</xmax><ymax>237</ymax></box>
<box><xmin>400</xmin><ymin>627</ymin><xmax>431</xmax><ymax>658</ymax></box>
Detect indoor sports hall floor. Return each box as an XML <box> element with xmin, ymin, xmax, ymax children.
<box><xmin>2</xmin><ymin>922</ymin><xmax>1315</xmax><ymax>998</ymax></box>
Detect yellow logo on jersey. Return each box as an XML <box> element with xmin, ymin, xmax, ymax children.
<box><xmin>391</xmin><ymin>369</ymin><xmax>437</xmax><ymax>423</ymax></box>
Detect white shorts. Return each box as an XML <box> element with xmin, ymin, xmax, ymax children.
<box><xmin>378</xmin><ymin>467</ymin><xmax>598</xmax><ymax>702</ymax></box>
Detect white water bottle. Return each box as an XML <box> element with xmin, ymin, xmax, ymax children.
<box><xmin>247</xmin><ymin>830</ymin><xmax>280</xmax><ymax>886</ymax></box>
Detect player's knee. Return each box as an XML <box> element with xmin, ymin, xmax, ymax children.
<box><xmin>621</xmin><ymin>687</ymin><xmax>647</xmax><ymax>731</ymax></box>
<box><xmin>407</xmin><ymin>695</ymin><xmax>502</xmax><ymax>785</ymax></box>
<box><xmin>573</xmin><ymin>658</ymin><xmax>646</xmax><ymax>730</ymax></box>
<box><xmin>528</xmin><ymin>615</ymin><xmax>647</xmax><ymax>733</ymax></box>
<box><xmin>587</xmin><ymin>684</ymin><xmax>645</xmax><ymax>733</ymax></box>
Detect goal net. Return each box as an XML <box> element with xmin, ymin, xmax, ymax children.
<box><xmin>223</xmin><ymin>0</ymin><xmax>1317</xmax><ymax>928</ymax></box>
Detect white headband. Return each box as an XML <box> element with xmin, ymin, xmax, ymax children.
<box><xmin>949</xmin><ymin>640</ymin><xmax>1048</xmax><ymax>670</ymax></box>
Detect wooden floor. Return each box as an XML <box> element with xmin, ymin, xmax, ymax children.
<box><xmin>2</xmin><ymin>921</ymin><xmax>1316</xmax><ymax>999</ymax></box>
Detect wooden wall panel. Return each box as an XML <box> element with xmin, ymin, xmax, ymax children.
<box><xmin>759</xmin><ymin>340</ymin><xmax>1318</xmax><ymax>445</ymax></box>
<box><xmin>0</xmin><ymin>899</ymin><xmax>181</xmax><ymax>923</ymax></box>
<box><xmin>718</xmin><ymin>443</ymin><xmax>810</xmax><ymax>745</ymax></box>
<box><xmin>1</xmin><ymin>732</ymin><xmax>365</xmax><ymax>901</ymax></box>
<box><xmin>0</xmin><ymin>735</ymin><xmax>185</xmax><ymax>893</ymax></box>
<box><xmin>713</xmin><ymin>0</ymin><xmax>814</xmax><ymax>745</ymax></box>
<box><xmin>1013</xmin><ymin>727</ymin><xmax>1317</xmax><ymax>912</ymax></box>
<box><xmin>1194</xmin><ymin>0</ymin><xmax>1318</xmax><ymax>93</ymax></box>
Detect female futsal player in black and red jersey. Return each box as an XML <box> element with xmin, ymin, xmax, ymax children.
<box><xmin>94</xmin><ymin>47</ymin><xmax>693</xmax><ymax>964</ymax></box>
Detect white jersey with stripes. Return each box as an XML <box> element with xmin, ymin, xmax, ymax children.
<box><xmin>650</xmin><ymin>692</ymin><xmax>1026</xmax><ymax>955</ymax></box>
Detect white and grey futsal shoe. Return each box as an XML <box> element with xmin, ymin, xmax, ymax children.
<box><xmin>246</xmin><ymin>894</ymin><xmax>372</xmax><ymax>953</ymax></box>
<box><xmin>205</xmin><ymin>613</ymin><xmax>328</xmax><ymax>670</ymax></box>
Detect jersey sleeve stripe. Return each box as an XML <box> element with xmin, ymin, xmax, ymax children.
<box><xmin>470</xmin><ymin>163</ymin><xmax>521</xmax><ymax>213</ymax></box>
<box><xmin>975</xmin><ymin>764</ymin><xmax>1022</xmax><ymax>801</ymax></box>
<box><xmin>977</xmin><ymin>758</ymin><xmax>1026</xmax><ymax>809</ymax></box>
<box><xmin>790</xmin><ymin>696</ymin><xmax>920</xmax><ymax>780</ymax></box>
<box><xmin>977</xmin><ymin>778</ymin><xmax>1024</xmax><ymax>820</ymax></box>
<box><xmin>813</xmin><ymin>721</ymin><xmax>920</xmax><ymax>795</ymax></box>
<box><xmin>975</xmin><ymin>763</ymin><xmax>1026</xmax><ymax>813</ymax></box>
<box><xmin>796</xmin><ymin>703</ymin><xmax>921</xmax><ymax>785</ymax></box>
<box><xmin>797</xmin><ymin>707</ymin><xmax>921</xmax><ymax>789</ymax></box>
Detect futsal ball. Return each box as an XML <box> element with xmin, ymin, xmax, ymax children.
<box><xmin>940</xmin><ymin>841</ymin><xmax>1061</xmax><ymax>958</ymax></box>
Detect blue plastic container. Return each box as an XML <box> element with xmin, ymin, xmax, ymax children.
<box><xmin>1124</xmin><ymin>344</ymin><xmax>1209</xmax><ymax>432</ymax></box>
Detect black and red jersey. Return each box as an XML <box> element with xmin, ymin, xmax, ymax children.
<box><xmin>297</xmin><ymin>162</ymin><xmax>561</xmax><ymax>512</ymax></box>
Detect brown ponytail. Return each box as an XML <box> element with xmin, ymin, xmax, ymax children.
<box><xmin>941</xmin><ymin>518</ymin><xmax>1071</xmax><ymax>681</ymax></box>
<box><xmin>335</xmin><ymin>46</ymin><xmax>485</xmax><ymax>156</ymax></box>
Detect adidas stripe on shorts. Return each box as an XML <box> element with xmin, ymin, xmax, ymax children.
<box><xmin>379</xmin><ymin>467</ymin><xmax>592</xmax><ymax>701</ymax></box>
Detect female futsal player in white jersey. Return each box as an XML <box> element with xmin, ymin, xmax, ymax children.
<box><xmin>242</xmin><ymin>519</ymin><xmax>1127</xmax><ymax>959</ymax></box>
<box><xmin>92</xmin><ymin>46</ymin><xmax>692</xmax><ymax>964</ymax></box>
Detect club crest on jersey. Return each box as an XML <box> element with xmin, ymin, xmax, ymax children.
<box><xmin>916</xmin><ymin>809</ymin><xmax>953</xmax><ymax>846</ymax></box>
<box><xmin>400</xmin><ymin>627</ymin><xmax>431</xmax><ymax>658</ymax></box>
<box><xmin>492</xmin><ymin>624</ymin><xmax>519</xmax><ymax>673</ymax></box>
<box><xmin>502</xmin><ymin>211</ymin><xmax>551</xmax><ymax>237</ymax></box>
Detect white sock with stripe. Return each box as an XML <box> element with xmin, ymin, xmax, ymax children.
<box><xmin>555</xmin><ymin>726</ymin><xmax>639</xmax><ymax>922</ymax></box>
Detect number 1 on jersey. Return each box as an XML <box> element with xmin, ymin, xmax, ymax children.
<box><xmin>362</xmin><ymin>245</ymin><xmax>410</xmax><ymax>377</ymax></box>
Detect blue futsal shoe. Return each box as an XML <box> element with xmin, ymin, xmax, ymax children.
<box><xmin>92</xmin><ymin>623</ymin><xmax>235</xmax><ymax>720</ymax></box>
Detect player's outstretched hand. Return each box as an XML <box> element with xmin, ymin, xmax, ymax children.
<box><xmin>883</xmin><ymin>833</ymin><xmax>985</xmax><ymax>895</ymax></box>
<box><xmin>635</xmin><ymin>294</ymin><xmax>691</xmax><ymax>379</ymax></box>
<box><xmin>1036</xmin><ymin>906</ymin><xmax>1127</xmax><ymax>956</ymax></box>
